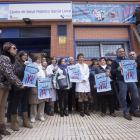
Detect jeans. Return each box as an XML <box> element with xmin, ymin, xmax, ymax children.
<box><xmin>118</xmin><ymin>81</ymin><xmax>139</xmax><ymax>114</ymax></box>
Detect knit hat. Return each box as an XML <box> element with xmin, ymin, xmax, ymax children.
<box><xmin>3</xmin><ymin>42</ymin><xmax>15</xmax><ymax>51</ymax></box>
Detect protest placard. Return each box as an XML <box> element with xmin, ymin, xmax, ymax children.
<box><xmin>38</xmin><ymin>78</ymin><xmax>50</xmax><ymax>99</ymax></box>
<box><xmin>95</xmin><ymin>73</ymin><xmax>111</xmax><ymax>93</ymax></box>
<box><xmin>121</xmin><ymin>60</ymin><xmax>137</xmax><ymax>82</ymax></box>
<box><xmin>68</xmin><ymin>65</ymin><xmax>82</xmax><ymax>82</ymax></box>
<box><xmin>22</xmin><ymin>62</ymin><xmax>38</xmax><ymax>87</ymax></box>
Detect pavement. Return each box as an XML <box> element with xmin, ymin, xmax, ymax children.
<box><xmin>2</xmin><ymin>110</ymin><xmax>140</xmax><ymax>140</ymax></box>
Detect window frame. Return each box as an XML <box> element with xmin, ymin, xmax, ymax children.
<box><xmin>57</xmin><ymin>24</ymin><xmax>67</xmax><ymax>36</ymax></box>
<box><xmin>75</xmin><ymin>41</ymin><xmax>130</xmax><ymax>60</ymax></box>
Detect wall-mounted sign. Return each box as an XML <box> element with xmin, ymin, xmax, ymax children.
<box><xmin>72</xmin><ymin>3</ymin><xmax>139</xmax><ymax>23</ymax></box>
<box><xmin>59</xmin><ymin>36</ymin><xmax>66</xmax><ymax>44</ymax></box>
<box><xmin>0</xmin><ymin>2</ymin><xmax>72</xmax><ymax>21</ymax></box>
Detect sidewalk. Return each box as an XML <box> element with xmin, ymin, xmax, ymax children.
<box><xmin>3</xmin><ymin>111</ymin><xmax>140</xmax><ymax>140</ymax></box>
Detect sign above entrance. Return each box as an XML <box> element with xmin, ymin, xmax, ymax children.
<box><xmin>0</xmin><ymin>2</ymin><xmax>72</xmax><ymax>21</ymax></box>
<box><xmin>72</xmin><ymin>3</ymin><xmax>139</xmax><ymax>23</ymax></box>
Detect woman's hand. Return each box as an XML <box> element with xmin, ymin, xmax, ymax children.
<box><xmin>53</xmin><ymin>67</ymin><xmax>57</xmax><ymax>72</ymax></box>
<box><xmin>20</xmin><ymin>85</ymin><xmax>24</xmax><ymax>88</ymax></box>
<box><xmin>49</xmin><ymin>88</ymin><xmax>52</xmax><ymax>91</ymax></box>
<box><xmin>70</xmin><ymin>86</ymin><xmax>72</xmax><ymax>88</ymax></box>
<box><xmin>36</xmin><ymin>67</ymin><xmax>39</xmax><ymax>72</ymax></box>
<box><xmin>82</xmin><ymin>80</ymin><xmax>86</xmax><ymax>82</ymax></box>
<box><xmin>24</xmin><ymin>61</ymin><xmax>28</xmax><ymax>65</ymax></box>
<box><xmin>94</xmin><ymin>85</ymin><xmax>97</xmax><ymax>88</ymax></box>
<box><xmin>53</xmin><ymin>86</ymin><xmax>57</xmax><ymax>89</ymax></box>
<box><xmin>105</xmin><ymin>72</ymin><xmax>111</xmax><ymax>77</ymax></box>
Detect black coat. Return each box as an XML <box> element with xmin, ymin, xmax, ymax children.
<box><xmin>14</xmin><ymin>63</ymin><xmax>29</xmax><ymax>92</ymax></box>
<box><xmin>95</xmin><ymin>65</ymin><xmax>115</xmax><ymax>95</ymax></box>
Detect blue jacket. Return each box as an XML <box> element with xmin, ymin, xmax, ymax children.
<box><xmin>89</xmin><ymin>65</ymin><xmax>96</xmax><ymax>90</ymax></box>
<box><xmin>111</xmin><ymin>56</ymin><xmax>128</xmax><ymax>81</ymax></box>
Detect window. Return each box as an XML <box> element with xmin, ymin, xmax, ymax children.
<box><xmin>57</xmin><ymin>25</ymin><xmax>67</xmax><ymax>36</ymax></box>
<box><xmin>76</xmin><ymin>41</ymin><xmax>129</xmax><ymax>59</ymax></box>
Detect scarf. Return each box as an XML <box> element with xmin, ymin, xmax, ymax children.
<box><xmin>2</xmin><ymin>51</ymin><xmax>15</xmax><ymax>64</ymax></box>
<box><xmin>58</xmin><ymin>65</ymin><xmax>67</xmax><ymax>76</ymax></box>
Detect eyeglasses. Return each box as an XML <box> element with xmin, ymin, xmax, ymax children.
<box><xmin>11</xmin><ymin>46</ymin><xmax>17</xmax><ymax>50</ymax></box>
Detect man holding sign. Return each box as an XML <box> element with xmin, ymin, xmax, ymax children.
<box><xmin>111</xmin><ymin>48</ymin><xmax>140</xmax><ymax>120</ymax></box>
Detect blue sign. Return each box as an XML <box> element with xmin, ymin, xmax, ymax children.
<box><xmin>38</xmin><ymin>78</ymin><xmax>50</xmax><ymax>99</ymax></box>
<box><xmin>23</xmin><ymin>62</ymin><xmax>38</xmax><ymax>87</ymax></box>
<box><xmin>95</xmin><ymin>73</ymin><xmax>111</xmax><ymax>93</ymax></box>
<box><xmin>72</xmin><ymin>3</ymin><xmax>139</xmax><ymax>23</ymax></box>
<box><xmin>68</xmin><ymin>65</ymin><xmax>82</xmax><ymax>82</ymax></box>
<box><xmin>121</xmin><ymin>60</ymin><xmax>137</xmax><ymax>82</ymax></box>
<box><xmin>56</xmin><ymin>57</ymin><xmax>69</xmax><ymax>65</ymax></box>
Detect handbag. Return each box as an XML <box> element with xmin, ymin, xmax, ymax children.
<box><xmin>57</xmin><ymin>78</ymin><xmax>68</xmax><ymax>89</ymax></box>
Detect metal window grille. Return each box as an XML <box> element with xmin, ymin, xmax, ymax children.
<box><xmin>76</xmin><ymin>41</ymin><xmax>129</xmax><ymax>58</ymax></box>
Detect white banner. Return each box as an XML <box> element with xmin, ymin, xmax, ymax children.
<box><xmin>0</xmin><ymin>2</ymin><xmax>72</xmax><ymax>21</ymax></box>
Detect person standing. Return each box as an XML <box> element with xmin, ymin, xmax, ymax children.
<box><xmin>94</xmin><ymin>57</ymin><xmax>116</xmax><ymax>117</ymax></box>
<box><xmin>89</xmin><ymin>61</ymin><xmax>100</xmax><ymax>113</ymax></box>
<box><xmin>75</xmin><ymin>53</ymin><xmax>91</xmax><ymax>117</ymax></box>
<box><xmin>29</xmin><ymin>54</ymin><xmax>47</xmax><ymax>123</ymax></box>
<box><xmin>68</xmin><ymin>57</ymin><xmax>78</xmax><ymax>113</ymax></box>
<box><xmin>46</xmin><ymin>56</ymin><xmax>58</xmax><ymax>116</ymax></box>
<box><xmin>53</xmin><ymin>58</ymin><xmax>71</xmax><ymax>117</ymax></box>
<box><xmin>0</xmin><ymin>42</ymin><xmax>24</xmax><ymax>140</ymax></box>
<box><xmin>11</xmin><ymin>51</ymin><xmax>33</xmax><ymax>131</ymax></box>
<box><xmin>111</xmin><ymin>48</ymin><xmax>140</xmax><ymax>120</ymax></box>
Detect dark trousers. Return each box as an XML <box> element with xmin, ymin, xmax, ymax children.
<box><xmin>6</xmin><ymin>90</ymin><xmax>14</xmax><ymax>119</ymax></box>
<box><xmin>68</xmin><ymin>86</ymin><xmax>75</xmax><ymax>111</ymax></box>
<box><xmin>57</xmin><ymin>89</ymin><xmax>69</xmax><ymax>111</ymax></box>
<box><xmin>11</xmin><ymin>89</ymin><xmax>30</xmax><ymax>115</ymax></box>
<box><xmin>100</xmin><ymin>95</ymin><xmax>115</xmax><ymax>114</ymax></box>
<box><xmin>91</xmin><ymin>89</ymin><xmax>99</xmax><ymax>111</ymax></box>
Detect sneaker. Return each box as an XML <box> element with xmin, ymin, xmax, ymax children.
<box><xmin>30</xmin><ymin>118</ymin><xmax>35</xmax><ymax>123</ymax></box>
<box><xmin>124</xmin><ymin>114</ymin><xmax>132</xmax><ymax>120</ymax></box>
<box><xmin>129</xmin><ymin>110</ymin><xmax>140</xmax><ymax>118</ymax></box>
<box><xmin>39</xmin><ymin>116</ymin><xmax>45</xmax><ymax>121</ymax></box>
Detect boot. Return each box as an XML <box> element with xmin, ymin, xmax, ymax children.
<box><xmin>0</xmin><ymin>124</ymin><xmax>10</xmax><ymax>135</ymax></box>
<box><xmin>0</xmin><ymin>134</ymin><xmax>3</xmax><ymax>140</ymax></box>
<box><xmin>63</xmin><ymin>110</ymin><xmax>69</xmax><ymax>116</ymax></box>
<box><xmin>47</xmin><ymin>101</ymin><xmax>54</xmax><ymax>116</ymax></box>
<box><xmin>22</xmin><ymin>112</ymin><xmax>33</xmax><ymax>128</ymax></box>
<box><xmin>78</xmin><ymin>102</ymin><xmax>84</xmax><ymax>117</ymax></box>
<box><xmin>11</xmin><ymin>114</ymin><xmax>19</xmax><ymax>131</ymax></box>
<box><xmin>84</xmin><ymin>101</ymin><xmax>90</xmax><ymax>116</ymax></box>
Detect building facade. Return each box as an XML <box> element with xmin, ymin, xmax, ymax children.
<box><xmin>0</xmin><ymin>0</ymin><xmax>139</xmax><ymax>65</ymax></box>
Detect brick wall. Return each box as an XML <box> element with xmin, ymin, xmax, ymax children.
<box><xmin>75</xmin><ymin>27</ymin><xmax>129</xmax><ymax>39</ymax></box>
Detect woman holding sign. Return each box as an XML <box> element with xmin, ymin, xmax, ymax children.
<box><xmin>53</xmin><ymin>58</ymin><xmax>71</xmax><ymax>117</ymax></box>
<box><xmin>75</xmin><ymin>53</ymin><xmax>91</xmax><ymax>117</ymax></box>
<box><xmin>94</xmin><ymin>57</ymin><xmax>116</xmax><ymax>117</ymax></box>
<box><xmin>29</xmin><ymin>54</ymin><xmax>47</xmax><ymax>123</ymax></box>
<box><xmin>0</xmin><ymin>42</ymin><xmax>24</xmax><ymax>139</ymax></box>
<box><xmin>10</xmin><ymin>51</ymin><xmax>33</xmax><ymax>131</ymax></box>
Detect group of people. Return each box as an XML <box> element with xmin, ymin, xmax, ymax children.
<box><xmin>0</xmin><ymin>42</ymin><xmax>140</xmax><ymax>139</ymax></box>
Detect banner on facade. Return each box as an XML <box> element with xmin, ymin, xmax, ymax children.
<box><xmin>121</xmin><ymin>60</ymin><xmax>137</xmax><ymax>82</ymax></box>
<box><xmin>72</xmin><ymin>3</ymin><xmax>139</xmax><ymax>23</ymax></box>
<box><xmin>38</xmin><ymin>78</ymin><xmax>50</xmax><ymax>99</ymax></box>
<box><xmin>95</xmin><ymin>73</ymin><xmax>111</xmax><ymax>93</ymax></box>
<box><xmin>0</xmin><ymin>2</ymin><xmax>72</xmax><ymax>21</ymax></box>
<box><xmin>23</xmin><ymin>62</ymin><xmax>38</xmax><ymax>87</ymax></box>
<box><xmin>68</xmin><ymin>65</ymin><xmax>82</xmax><ymax>82</ymax></box>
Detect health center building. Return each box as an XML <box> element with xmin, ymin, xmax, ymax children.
<box><xmin>0</xmin><ymin>0</ymin><xmax>139</xmax><ymax>65</ymax></box>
